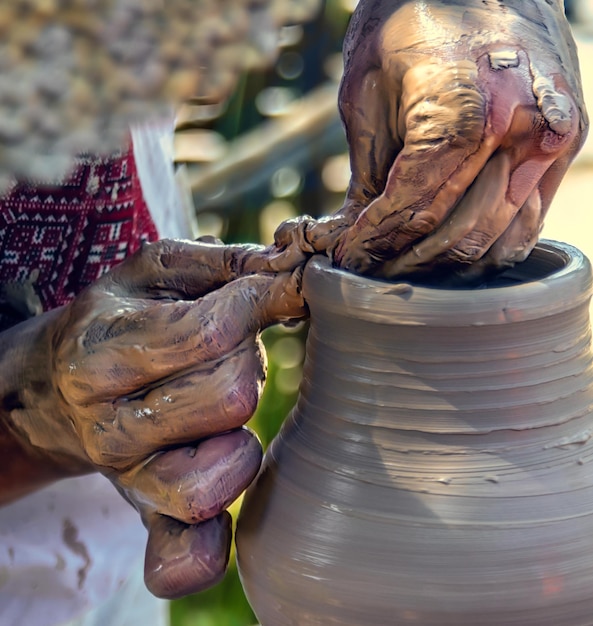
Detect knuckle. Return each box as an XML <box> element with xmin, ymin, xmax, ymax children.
<box><xmin>445</xmin><ymin>234</ymin><xmax>491</xmax><ymax>264</ymax></box>
<box><xmin>403</xmin><ymin>60</ymin><xmax>486</xmax><ymax>151</ymax></box>
<box><xmin>132</xmin><ymin>238</ymin><xmax>189</xmax><ymax>275</ymax></box>
<box><xmin>399</xmin><ymin>211</ymin><xmax>439</xmax><ymax>240</ymax></box>
<box><xmin>221</xmin><ymin>378</ymin><xmax>261</xmax><ymax>425</ymax></box>
<box><xmin>141</xmin><ymin>238</ymin><xmax>177</xmax><ymax>269</ymax></box>
<box><xmin>532</xmin><ymin>76</ymin><xmax>577</xmax><ymax>138</ymax></box>
<box><xmin>80</xmin><ymin>411</ymin><xmax>137</xmax><ymax>470</ymax></box>
<box><xmin>84</xmin><ymin>431</ymin><xmax>120</xmax><ymax>467</ymax></box>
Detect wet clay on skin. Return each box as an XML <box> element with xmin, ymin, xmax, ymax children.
<box><xmin>269</xmin><ymin>0</ymin><xmax>586</xmax><ymax>283</ymax></box>
<box><xmin>0</xmin><ymin>238</ymin><xmax>308</xmax><ymax>598</ymax></box>
<box><xmin>237</xmin><ymin>242</ymin><xmax>593</xmax><ymax>625</ymax></box>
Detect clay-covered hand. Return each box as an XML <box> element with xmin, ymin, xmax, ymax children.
<box><xmin>336</xmin><ymin>0</ymin><xmax>588</xmax><ymax>280</ymax></box>
<box><xmin>277</xmin><ymin>0</ymin><xmax>587</xmax><ymax>282</ymax></box>
<box><xmin>0</xmin><ymin>239</ymin><xmax>306</xmax><ymax>599</ymax></box>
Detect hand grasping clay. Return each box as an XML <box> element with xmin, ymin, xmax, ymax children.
<box><xmin>273</xmin><ymin>0</ymin><xmax>587</xmax><ymax>283</ymax></box>
<box><xmin>0</xmin><ymin>238</ymin><xmax>306</xmax><ymax>599</ymax></box>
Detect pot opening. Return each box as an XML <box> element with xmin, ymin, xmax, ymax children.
<box><xmin>482</xmin><ymin>242</ymin><xmax>570</xmax><ymax>287</ymax></box>
<box><xmin>410</xmin><ymin>241</ymin><xmax>571</xmax><ymax>290</ymax></box>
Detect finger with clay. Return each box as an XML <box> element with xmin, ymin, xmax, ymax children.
<box><xmin>0</xmin><ymin>238</ymin><xmax>307</xmax><ymax>599</ymax></box>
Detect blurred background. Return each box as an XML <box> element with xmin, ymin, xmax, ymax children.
<box><xmin>169</xmin><ymin>1</ymin><xmax>593</xmax><ymax>623</ymax></box>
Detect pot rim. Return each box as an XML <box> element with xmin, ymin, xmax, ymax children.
<box><xmin>302</xmin><ymin>240</ymin><xmax>593</xmax><ymax>326</ymax></box>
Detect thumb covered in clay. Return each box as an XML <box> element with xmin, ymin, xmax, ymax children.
<box><xmin>124</xmin><ymin>429</ymin><xmax>263</xmax><ymax>599</ymax></box>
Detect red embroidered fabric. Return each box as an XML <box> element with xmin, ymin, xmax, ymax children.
<box><xmin>0</xmin><ymin>146</ymin><xmax>159</xmax><ymax>330</ymax></box>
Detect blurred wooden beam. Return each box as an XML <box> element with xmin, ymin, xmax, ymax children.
<box><xmin>183</xmin><ymin>81</ymin><xmax>346</xmax><ymax>212</ymax></box>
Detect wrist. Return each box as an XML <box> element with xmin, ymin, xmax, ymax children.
<box><xmin>0</xmin><ymin>308</ymin><xmax>93</xmax><ymax>504</ymax></box>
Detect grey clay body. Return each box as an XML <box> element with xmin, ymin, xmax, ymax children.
<box><xmin>237</xmin><ymin>242</ymin><xmax>593</xmax><ymax>625</ymax></box>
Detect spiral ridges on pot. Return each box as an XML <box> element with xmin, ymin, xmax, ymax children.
<box><xmin>237</xmin><ymin>242</ymin><xmax>593</xmax><ymax>625</ymax></box>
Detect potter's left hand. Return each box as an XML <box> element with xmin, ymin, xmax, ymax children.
<box><xmin>0</xmin><ymin>238</ymin><xmax>306</xmax><ymax>599</ymax></box>
<box><xmin>282</xmin><ymin>0</ymin><xmax>587</xmax><ymax>282</ymax></box>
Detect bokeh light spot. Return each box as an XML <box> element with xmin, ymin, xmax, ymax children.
<box><xmin>255</xmin><ymin>87</ymin><xmax>298</xmax><ymax>116</ymax></box>
<box><xmin>270</xmin><ymin>336</ymin><xmax>305</xmax><ymax>369</ymax></box>
<box><xmin>278</xmin><ymin>25</ymin><xmax>304</xmax><ymax>48</ymax></box>
<box><xmin>276</xmin><ymin>367</ymin><xmax>303</xmax><ymax>395</ymax></box>
<box><xmin>259</xmin><ymin>200</ymin><xmax>297</xmax><ymax>244</ymax></box>
<box><xmin>196</xmin><ymin>212</ymin><xmax>226</xmax><ymax>239</ymax></box>
<box><xmin>322</xmin><ymin>153</ymin><xmax>350</xmax><ymax>192</ymax></box>
<box><xmin>277</xmin><ymin>51</ymin><xmax>304</xmax><ymax>80</ymax></box>
<box><xmin>271</xmin><ymin>166</ymin><xmax>302</xmax><ymax>198</ymax></box>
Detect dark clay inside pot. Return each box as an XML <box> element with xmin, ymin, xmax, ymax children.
<box><xmin>396</xmin><ymin>240</ymin><xmax>570</xmax><ymax>289</ymax></box>
<box><xmin>475</xmin><ymin>241</ymin><xmax>569</xmax><ymax>287</ymax></box>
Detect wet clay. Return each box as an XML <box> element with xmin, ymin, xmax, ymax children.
<box><xmin>270</xmin><ymin>0</ymin><xmax>587</xmax><ymax>283</ymax></box>
<box><xmin>0</xmin><ymin>238</ymin><xmax>307</xmax><ymax>597</ymax></box>
<box><xmin>236</xmin><ymin>241</ymin><xmax>593</xmax><ymax>625</ymax></box>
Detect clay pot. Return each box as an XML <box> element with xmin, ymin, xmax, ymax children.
<box><xmin>236</xmin><ymin>240</ymin><xmax>593</xmax><ymax>625</ymax></box>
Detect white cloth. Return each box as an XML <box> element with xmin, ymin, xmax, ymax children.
<box><xmin>131</xmin><ymin>120</ymin><xmax>199</xmax><ymax>241</ymax></box>
<box><xmin>0</xmin><ymin>475</ymin><xmax>168</xmax><ymax>626</ymax></box>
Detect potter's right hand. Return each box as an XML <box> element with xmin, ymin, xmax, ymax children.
<box><xmin>331</xmin><ymin>0</ymin><xmax>587</xmax><ymax>282</ymax></box>
<box><xmin>0</xmin><ymin>238</ymin><xmax>306</xmax><ymax>599</ymax></box>
<box><xmin>271</xmin><ymin>0</ymin><xmax>587</xmax><ymax>284</ymax></box>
